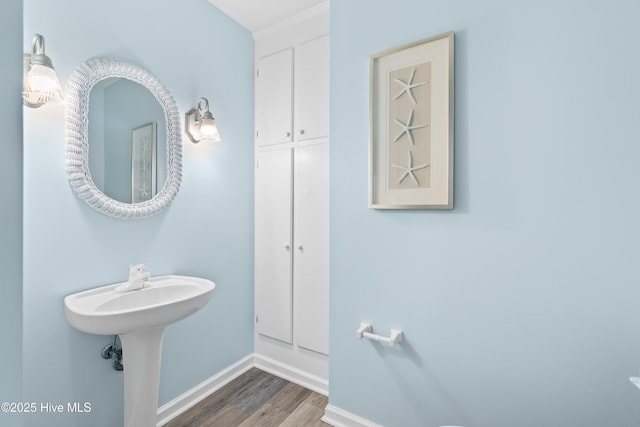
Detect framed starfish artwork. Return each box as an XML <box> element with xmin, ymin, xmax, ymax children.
<box><xmin>370</xmin><ymin>32</ymin><xmax>454</xmax><ymax>209</ymax></box>
<box><xmin>131</xmin><ymin>122</ymin><xmax>157</xmax><ymax>203</ymax></box>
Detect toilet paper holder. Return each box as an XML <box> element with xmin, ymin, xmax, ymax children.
<box><xmin>357</xmin><ymin>323</ymin><xmax>403</xmax><ymax>347</ymax></box>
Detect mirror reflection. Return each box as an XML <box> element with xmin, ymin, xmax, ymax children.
<box><xmin>88</xmin><ymin>78</ymin><xmax>166</xmax><ymax>204</ymax></box>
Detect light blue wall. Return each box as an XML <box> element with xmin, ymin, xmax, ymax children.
<box><xmin>330</xmin><ymin>1</ymin><xmax>640</xmax><ymax>426</ymax></box>
<box><xmin>23</xmin><ymin>0</ymin><xmax>253</xmax><ymax>426</ymax></box>
<box><xmin>0</xmin><ymin>0</ymin><xmax>23</xmax><ymax>426</ymax></box>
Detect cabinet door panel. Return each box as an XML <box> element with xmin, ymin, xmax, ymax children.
<box><xmin>255</xmin><ymin>149</ymin><xmax>293</xmax><ymax>343</ymax></box>
<box><xmin>295</xmin><ymin>35</ymin><xmax>328</xmax><ymax>142</ymax></box>
<box><xmin>294</xmin><ymin>143</ymin><xmax>329</xmax><ymax>354</ymax></box>
<box><xmin>256</xmin><ymin>49</ymin><xmax>293</xmax><ymax>146</ymax></box>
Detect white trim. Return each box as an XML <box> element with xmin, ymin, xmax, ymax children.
<box><xmin>253</xmin><ymin>353</ymin><xmax>328</xmax><ymax>396</ymax></box>
<box><xmin>253</xmin><ymin>1</ymin><xmax>328</xmax><ymax>40</ymax></box>
<box><xmin>321</xmin><ymin>404</ymin><xmax>384</xmax><ymax>427</ymax></box>
<box><xmin>156</xmin><ymin>354</ymin><xmax>254</xmax><ymax>426</ymax></box>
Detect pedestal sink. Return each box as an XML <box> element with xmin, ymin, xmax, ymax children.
<box><xmin>64</xmin><ymin>275</ymin><xmax>215</xmax><ymax>427</ymax></box>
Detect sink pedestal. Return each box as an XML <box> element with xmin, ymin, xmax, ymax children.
<box><xmin>119</xmin><ymin>327</ymin><xmax>165</xmax><ymax>427</ymax></box>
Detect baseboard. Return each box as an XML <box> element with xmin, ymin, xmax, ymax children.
<box><xmin>156</xmin><ymin>354</ymin><xmax>254</xmax><ymax>426</ymax></box>
<box><xmin>253</xmin><ymin>353</ymin><xmax>329</xmax><ymax>396</ymax></box>
<box><xmin>321</xmin><ymin>404</ymin><xmax>384</xmax><ymax>427</ymax></box>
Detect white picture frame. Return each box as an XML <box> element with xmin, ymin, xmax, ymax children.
<box><xmin>370</xmin><ymin>32</ymin><xmax>454</xmax><ymax>209</ymax></box>
<box><xmin>131</xmin><ymin>122</ymin><xmax>157</xmax><ymax>203</ymax></box>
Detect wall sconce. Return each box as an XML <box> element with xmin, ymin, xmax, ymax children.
<box><xmin>185</xmin><ymin>97</ymin><xmax>221</xmax><ymax>143</ymax></box>
<box><xmin>23</xmin><ymin>34</ymin><xmax>64</xmax><ymax>108</ymax></box>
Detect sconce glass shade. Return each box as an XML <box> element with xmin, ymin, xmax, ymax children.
<box><xmin>199</xmin><ymin>113</ymin><xmax>221</xmax><ymax>142</ymax></box>
<box><xmin>23</xmin><ymin>62</ymin><xmax>64</xmax><ymax>106</ymax></box>
<box><xmin>185</xmin><ymin>97</ymin><xmax>221</xmax><ymax>143</ymax></box>
<box><xmin>23</xmin><ymin>34</ymin><xmax>64</xmax><ymax>108</ymax></box>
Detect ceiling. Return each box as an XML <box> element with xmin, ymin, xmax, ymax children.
<box><xmin>208</xmin><ymin>0</ymin><xmax>327</xmax><ymax>33</ymax></box>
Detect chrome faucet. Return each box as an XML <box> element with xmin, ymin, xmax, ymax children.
<box><xmin>115</xmin><ymin>263</ymin><xmax>151</xmax><ymax>293</ymax></box>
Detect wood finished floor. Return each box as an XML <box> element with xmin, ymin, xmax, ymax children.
<box><xmin>164</xmin><ymin>368</ymin><xmax>330</xmax><ymax>427</ymax></box>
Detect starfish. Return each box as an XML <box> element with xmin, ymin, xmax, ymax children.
<box><xmin>393</xmin><ymin>109</ymin><xmax>428</xmax><ymax>145</ymax></box>
<box><xmin>141</xmin><ymin>137</ymin><xmax>151</xmax><ymax>155</ymax></box>
<box><xmin>142</xmin><ymin>160</ymin><xmax>151</xmax><ymax>176</ymax></box>
<box><xmin>137</xmin><ymin>182</ymin><xmax>150</xmax><ymax>199</ymax></box>
<box><xmin>392</xmin><ymin>150</ymin><xmax>429</xmax><ymax>186</ymax></box>
<box><xmin>393</xmin><ymin>67</ymin><xmax>429</xmax><ymax>104</ymax></box>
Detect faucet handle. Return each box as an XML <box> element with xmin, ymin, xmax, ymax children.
<box><xmin>129</xmin><ymin>263</ymin><xmax>149</xmax><ymax>274</ymax></box>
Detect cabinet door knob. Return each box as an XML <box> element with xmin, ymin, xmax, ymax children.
<box><xmin>297</xmin><ymin>245</ymin><xmax>304</xmax><ymax>251</ymax></box>
<box><xmin>299</xmin><ymin>129</ymin><xmax>305</xmax><ymax>135</ymax></box>
<box><xmin>285</xmin><ymin>131</ymin><xmax>291</xmax><ymax>138</ymax></box>
<box><xmin>284</xmin><ymin>243</ymin><xmax>291</xmax><ymax>251</ymax></box>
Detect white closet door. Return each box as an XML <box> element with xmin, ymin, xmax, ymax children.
<box><xmin>255</xmin><ymin>148</ymin><xmax>293</xmax><ymax>343</ymax></box>
<box><xmin>294</xmin><ymin>143</ymin><xmax>329</xmax><ymax>355</ymax></box>
<box><xmin>256</xmin><ymin>49</ymin><xmax>293</xmax><ymax>146</ymax></box>
<box><xmin>294</xmin><ymin>35</ymin><xmax>329</xmax><ymax>142</ymax></box>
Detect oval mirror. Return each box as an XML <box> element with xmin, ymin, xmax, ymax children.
<box><xmin>65</xmin><ymin>58</ymin><xmax>182</xmax><ymax>219</ymax></box>
<box><xmin>88</xmin><ymin>77</ymin><xmax>167</xmax><ymax>204</ymax></box>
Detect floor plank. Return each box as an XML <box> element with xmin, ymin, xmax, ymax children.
<box><xmin>197</xmin><ymin>406</ymin><xmax>249</xmax><ymax>427</ymax></box>
<box><xmin>279</xmin><ymin>394</ymin><xmax>328</xmax><ymax>427</ymax></box>
<box><xmin>164</xmin><ymin>368</ymin><xmax>329</xmax><ymax>427</ymax></box>
<box><xmin>236</xmin><ymin>403</ymin><xmax>290</xmax><ymax>427</ymax></box>
<box><xmin>305</xmin><ymin>392</ymin><xmax>328</xmax><ymax>409</ymax></box>
<box><xmin>237</xmin><ymin>382</ymin><xmax>312</xmax><ymax>427</ymax></box>
<box><xmin>234</xmin><ymin>372</ymin><xmax>289</xmax><ymax>414</ymax></box>
<box><xmin>266</xmin><ymin>382</ymin><xmax>312</xmax><ymax>414</ymax></box>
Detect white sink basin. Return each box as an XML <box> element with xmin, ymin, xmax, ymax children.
<box><xmin>64</xmin><ymin>275</ymin><xmax>215</xmax><ymax>335</ymax></box>
<box><xmin>64</xmin><ymin>274</ymin><xmax>215</xmax><ymax>427</ymax></box>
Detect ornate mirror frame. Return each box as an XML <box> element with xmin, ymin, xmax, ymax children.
<box><xmin>65</xmin><ymin>57</ymin><xmax>182</xmax><ymax>220</ymax></box>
